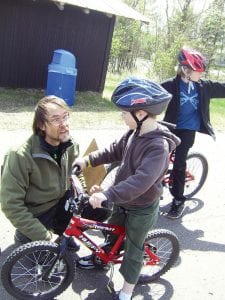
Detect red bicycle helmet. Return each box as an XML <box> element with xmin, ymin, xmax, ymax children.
<box><xmin>178</xmin><ymin>48</ymin><xmax>206</xmax><ymax>72</ymax></box>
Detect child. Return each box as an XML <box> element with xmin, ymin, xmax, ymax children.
<box><xmin>74</xmin><ymin>77</ymin><xmax>180</xmax><ymax>300</ymax></box>
<box><xmin>161</xmin><ymin>47</ymin><xmax>225</xmax><ymax>219</ymax></box>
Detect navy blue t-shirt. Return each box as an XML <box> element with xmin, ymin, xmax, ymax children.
<box><xmin>176</xmin><ymin>80</ymin><xmax>201</xmax><ymax>130</ymax></box>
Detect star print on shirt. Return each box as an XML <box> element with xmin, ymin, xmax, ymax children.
<box><xmin>180</xmin><ymin>92</ymin><xmax>199</xmax><ymax>110</ymax></box>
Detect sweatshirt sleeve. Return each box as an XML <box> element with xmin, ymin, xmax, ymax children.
<box><xmin>89</xmin><ymin>131</ymin><xmax>132</xmax><ymax>167</ymax></box>
<box><xmin>1</xmin><ymin>151</ymin><xmax>51</xmax><ymax>241</ymax></box>
<box><xmin>103</xmin><ymin>143</ymin><xmax>169</xmax><ymax>204</ymax></box>
<box><xmin>206</xmin><ymin>80</ymin><xmax>225</xmax><ymax>98</ymax></box>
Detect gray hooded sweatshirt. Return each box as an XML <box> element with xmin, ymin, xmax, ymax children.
<box><xmin>89</xmin><ymin>124</ymin><xmax>180</xmax><ymax>209</ymax></box>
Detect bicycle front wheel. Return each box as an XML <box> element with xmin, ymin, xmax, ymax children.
<box><xmin>138</xmin><ymin>229</ymin><xmax>180</xmax><ymax>284</ymax></box>
<box><xmin>1</xmin><ymin>241</ymin><xmax>75</xmax><ymax>300</ymax></box>
<box><xmin>184</xmin><ymin>152</ymin><xmax>208</xmax><ymax>198</ymax></box>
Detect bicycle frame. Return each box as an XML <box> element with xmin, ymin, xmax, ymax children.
<box><xmin>55</xmin><ymin>170</ymin><xmax>171</xmax><ymax>271</ymax></box>
<box><xmin>64</xmin><ymin>215</ymin><xmax>126</xmax><ymax>265</ymax></box>
<box><xmin>163</xmin><ymin>151</ymin><xmax>195</xmax><ymax>186</ymax></box>
<box><xmin>63</xmin><ymin>214</ymin><xmax>162</xmax><ymax>268</ymax></box>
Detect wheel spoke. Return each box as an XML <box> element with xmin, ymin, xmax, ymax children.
<box><xmin>138</xmin><ymin>230</ymin><xmax>179</xmax><ymax>284</ymax></box>
<box><xmin>9</xmin><ymin>248</ymin><xmax>66</xmax><ymax>295</ymax></box>
<box><xmin>183</xmin><ymin>153</ymin><xmax>208</xmax><ymax>198</ymax></box>
<box><xmin>1</xmin><ymin>241</ymin><xmax>75</xmax><ymax>299</ymax></box>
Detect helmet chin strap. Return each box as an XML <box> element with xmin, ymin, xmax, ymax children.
<box><xmin>131</xmin><ymin>111</ymin><xmax>149</xmax><ymax>136</ymax></box>
<box><xmin>188</xmin><ymin>81</ymin><xmax>194</xmax><ymax>93</ymax></box>
<box><xmin>182</xmin><ymin>66</ymin><xmax>194</xmax><ymax>94</ymax></box>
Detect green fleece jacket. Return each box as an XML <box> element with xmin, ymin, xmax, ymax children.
<box><xmin>0</xmin><ymin>134</ymin><xmax>79</xmax><ymax>241</ymax></box>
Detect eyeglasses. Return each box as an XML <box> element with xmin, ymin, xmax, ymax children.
<box><xmin>47</xmin><ymin>112</ymin><xmax>70</xmax><ymax>126</ymax></box>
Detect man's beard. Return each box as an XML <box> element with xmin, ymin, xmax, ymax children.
<box><xmin>59</xmin><ymin>131</ymin><xmax>70</xmax><ymax>143</ymax></box>
<box><xmin>46</xmin><ymin>130</ymin><xmax>70</xmax><ymax>145</ymax></box>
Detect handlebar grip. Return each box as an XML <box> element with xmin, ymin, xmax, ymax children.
<box><xmin>158</xmin><ymin>120</ymin><xmax>176</xmax><ymax>130</ymax></box>
<box><xmin>102</xmin><ymin>200</ymin><xmax>113</xmax><ymax>210</ymax></box>
<box><xmin>72</xmin><ymin>164</ymin><xmax>81</xmax><ymax>175</ymax></box>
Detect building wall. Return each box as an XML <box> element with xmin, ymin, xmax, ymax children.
<box><xmin>0</xmin><ymin>0</ymin><xmax>115</xmax><ymax>92</ymax></box>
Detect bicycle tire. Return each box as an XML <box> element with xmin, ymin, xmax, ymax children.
<box><xmin>183</xmin><ymin>152</ymin><xmax>208</xmax><ymax>198</ymax></box>
<box><xmin>138</xmin><ymin>229</ymin><xmax>180</xmax><ymax>284</ymax></box>
<box><xmin>1</xmin><ymin>241</ymin><xmax>75</xmax><ymax>300</ymax></box>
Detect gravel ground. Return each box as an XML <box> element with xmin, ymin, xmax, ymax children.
<box><xmin>0</xmin><ymin>129</ymin><xmax>225</xmax><ymax>300</ymax></box>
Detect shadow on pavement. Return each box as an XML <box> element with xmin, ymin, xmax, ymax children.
<box><xmin>0</xmin><ymin>243</ymin><xmax>176</xmax><ymax>300</ymax></box>
<box><xmin>1</xmin><ymin>197</ymin><xmax>225</xmax><ymax>299</ymax></box>
<box><xmin>159</xmin><ymin>198</ymin><xmax>225</xmax><ymax>253</ymax></box>
<box><xmin>71</xmin><ymin>267</ymin><xmax>175</xmax><ymax>299</ymax></box>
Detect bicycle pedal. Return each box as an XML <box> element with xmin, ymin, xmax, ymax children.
<box><xmin>100</xmin><ymin>242</ymin><xmax>112</xmax><ymax>253</ymax></box>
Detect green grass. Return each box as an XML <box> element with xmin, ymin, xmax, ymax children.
<box><xmin>102</xmin><ymin>72</ymin><xmax>126</xmax><ymax>99</ymax></box>
<box><xmin>0</xmin><ymin>73</ymin><xmax>225</xmax><ymax>131</ymax></box>
<box><xmin>0</xmin><ymin>75</ymin><xmax>124</xmax><ymax>130</ymax></box>
<box><xmin>210</xmin><ymin>99</ymin><xmax>225</xmax><ymax>131</ymax></box>
<box><xmin>0</xmin><ymin>88</ymin><xmax>43</xmax><ymax>111</ymax></box>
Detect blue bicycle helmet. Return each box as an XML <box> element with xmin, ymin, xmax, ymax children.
<box><xmin>111</xmin><ymin>77</ymin><xmax>172</xmax><ymax>115</ymax></box>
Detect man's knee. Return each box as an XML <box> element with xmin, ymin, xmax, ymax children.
<box><xmin>14</xmin><ymin>229</ymin><xmax>31</xmax><ymax>244</ymax></box>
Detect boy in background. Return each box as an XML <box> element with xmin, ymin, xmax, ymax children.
<box><xmin>162</xmin><ymin>47</ymin><xmax>225</xmax><ymax>219</ymax></box>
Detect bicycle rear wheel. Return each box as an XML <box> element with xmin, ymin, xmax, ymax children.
<box><xmin>183</xmin><ymin>152</ymin><xmax>208</xmax><ymax>198</ymax></box>
<box><xmin>138</xmin><ymin>229</ymin><xmax>180</xmax><ymax>284</ymax></box>
<box><xmin>1</xmin><ymin>241</ymin><xmax>75</xmax><ymax>300</ymax></box>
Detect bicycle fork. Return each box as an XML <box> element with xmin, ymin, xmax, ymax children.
<box><xmin>42</xmin><ymin>236</ymin><xmax>69</xmax><ymax>281</ymax></box>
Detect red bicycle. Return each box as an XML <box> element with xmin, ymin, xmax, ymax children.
<box><xmin>162</xmin><ymin>150</ymin><xmax>208</xmax><ymax>199</ymax></box>
<box><xmin>1</xmin><ymin>167</ymin><xmax>180</xmax><ymax>300</ymax></box>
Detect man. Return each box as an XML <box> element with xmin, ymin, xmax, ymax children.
<box><xmin>1</xmin><ymin>96</ymin><xmax>79</xmax><ymax>248</ymax></box>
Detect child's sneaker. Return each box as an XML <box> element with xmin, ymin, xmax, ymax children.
<box><xmin>166</xmin><ymin>199</ymin><xmax>185</xmax><ymax>219</ymax></box>
<box><xmin>76</xmin><ymin>254</ymin><xmax>95</xmax><ymax>269</ymax></box>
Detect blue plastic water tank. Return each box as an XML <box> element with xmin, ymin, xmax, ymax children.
<box><xmin>46</xmin><ymin>49</ymin><xmax>77</xmax><ymax>106</ymax></box>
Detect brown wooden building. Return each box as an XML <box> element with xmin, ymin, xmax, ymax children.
<box><xmin>0</xmin><ymin>0</ymin><xmax>148</xmax><ymax>92</ymax></box>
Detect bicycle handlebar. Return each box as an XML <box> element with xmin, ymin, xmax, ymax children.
<box><xmin>69</xmin><ymin>165</ymin><xmax>113</xmax><ymax>212</ymax></box>
<box><xmin>72</xmin><ymin>164</ymin><xmax>81</xmax><ymax>176</ymax></box>
<box><xmin>158</xmin><ymin>120</ymin><xmax>176</xmax><ymax>130</ymax></box>
<box><xmin>71</xmin><ymin>195</ymin><xmax>112</xmax><ymax>214</ymax></box>
<box><xmin>101</xmin><ymin>200</ymin><xmax>113</xmax><ymax>210</ymax></box>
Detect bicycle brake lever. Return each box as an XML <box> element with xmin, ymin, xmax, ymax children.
<box><xmin>65</xmin><ymin>197</ymin><xmax>78</xmax><ymax>213</ymax></box>
<box><xmin>72</xmin><ymin>164</ymin><xmax>81</xmax><ymax>175</ymax></box>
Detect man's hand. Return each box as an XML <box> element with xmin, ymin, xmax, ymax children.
<box><xmin>89</xmin><ymin>192</ymin><xmax>107</xmax><ymax>209</ymax></box>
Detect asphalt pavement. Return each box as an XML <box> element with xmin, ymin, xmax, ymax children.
<box><xmin>0</xmin><ymin>129</ymin><xmax>225</xmax><ymax>300</ymax></box>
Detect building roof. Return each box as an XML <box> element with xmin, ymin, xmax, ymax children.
<box><xmin>53</xmin><ymin>0</ymin><xmax>150</xmax><ymax>23</ymax></box>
